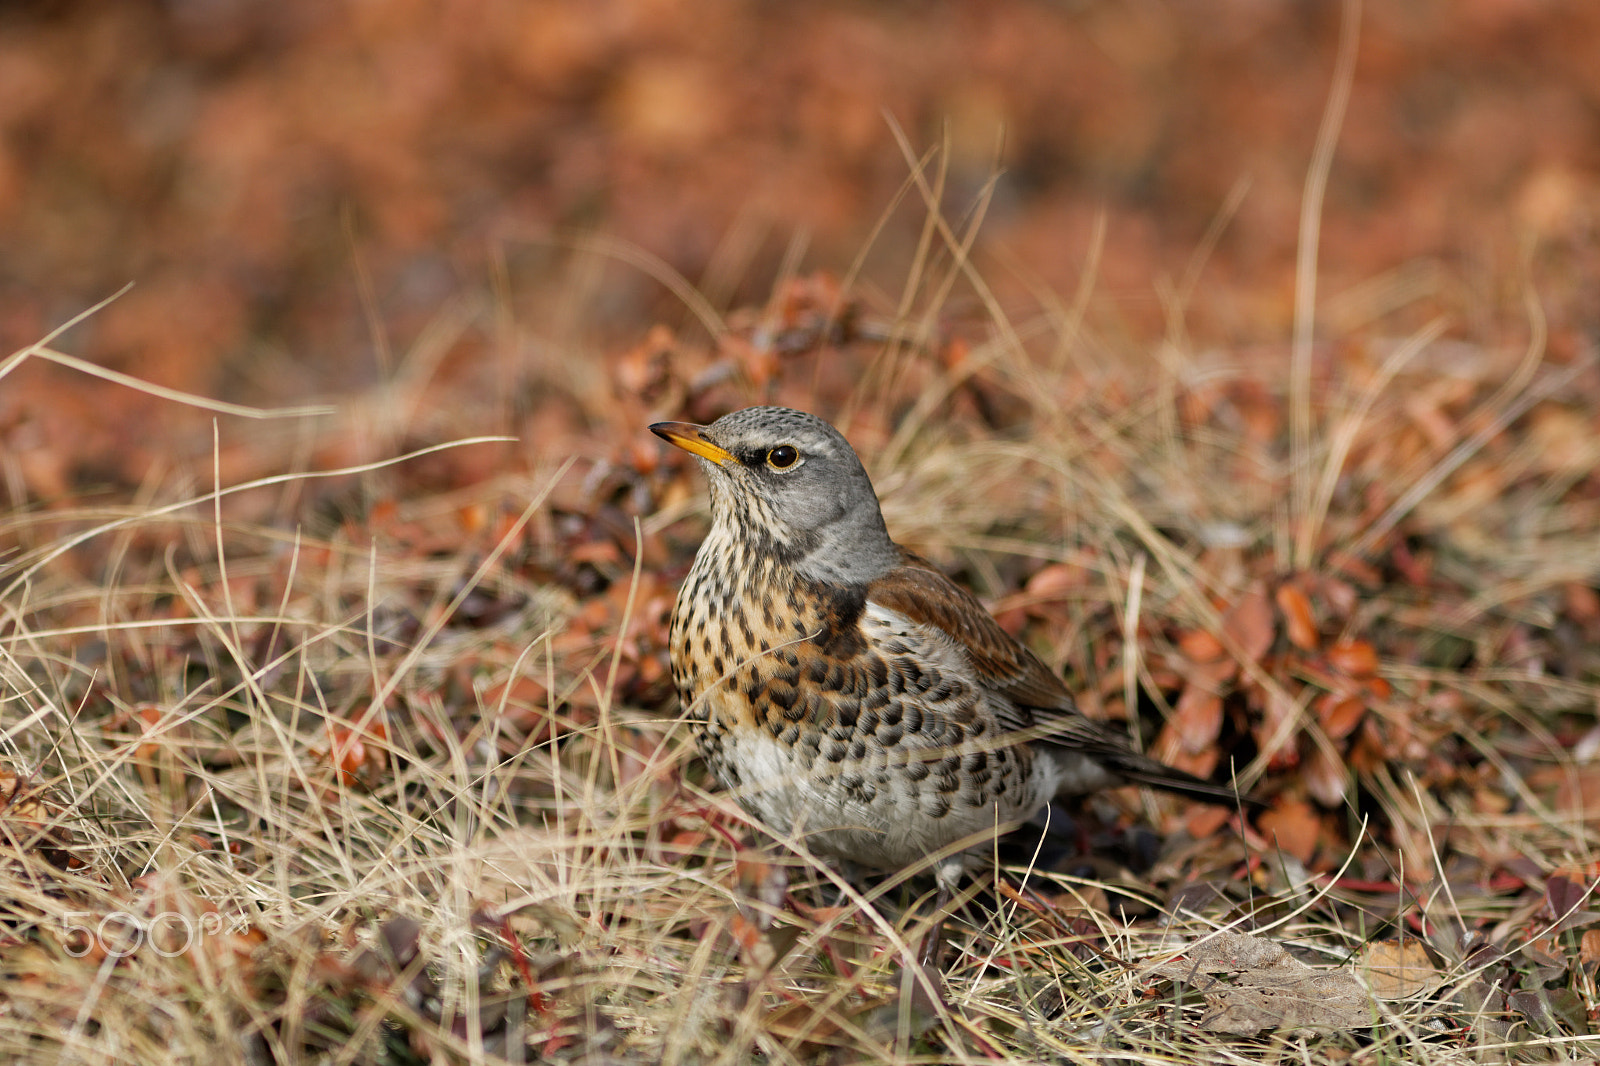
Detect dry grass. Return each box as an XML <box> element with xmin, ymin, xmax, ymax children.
<box><xmin>4</xmin><ymin>153</ymin><xmax>1600</xmax><ymax>1065</ymax></box>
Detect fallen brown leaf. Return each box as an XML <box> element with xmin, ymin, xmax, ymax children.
<box><xmin>1275</xmin><ymin>583</ymin><xmax>1319</xmax><ymax>652</ymax></box>
<box><xmin>1326</xmin><ymin>639</ymin><xmax>1380</xmax><ymax>679</ymax></box>
<box><xmin>1315</xmin><ymin>692</ymin><xmax>1367</xmax><ymax>740</ymax></box>
<box><xmin>1150</xmin><ymin>930</ymin><xmax>1380</xmax><ymax>1035</ymax></box>
<box><xmin>1258</xmin><ymin>798</ymin><xmax>1319</xmax><ymax>863</ymax></box>
<box><xmin>1178</xmin><ymin>627</ymin><xmax>1226</xmax><ymax>664</ymax></box>
<box><xmin>1222</xmin><ymin>588</ymin><xmax>1275</xmax><ymax>665</ymax></box>
<box><xmin>1166</xmin><ymin>684</ymin><xmax>1224</xmax><ymax>757</ymax></box>
<box><xmin>1354</xmin><ymin>939</ymin><xmax>1444</xmax><ymax>998</ymax></box>
<box><xmin>1579</xmin><ymin>929</ymin><xmax>1600</xmax><ymax>966</ymax></box>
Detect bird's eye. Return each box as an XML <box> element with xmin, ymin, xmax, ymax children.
<box><xmin>765</xmin><ymin>445</ymin><xmax>800</xmax><ymax>470</ymax></box>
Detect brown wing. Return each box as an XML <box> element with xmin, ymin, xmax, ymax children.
<box><xmin>868</xmin><ymin>552</ymin><xmax>1254</xmax><ymax>807</ymax></box>
<box><xmin>866</xmin><ymin>553</ymin><xmax>1074</xmax><ymax>722</ymax></box>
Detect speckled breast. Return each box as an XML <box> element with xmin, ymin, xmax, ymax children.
<box><xmin>666</xmin><ymin>533</ymin><xmax>1048</xmax><ymax>870</ymax></box>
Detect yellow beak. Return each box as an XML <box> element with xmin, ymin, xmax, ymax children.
<box><xmin>650</xmin><ymin>421</ymin><xmax>738</xmax><ymax>467</ymax></box>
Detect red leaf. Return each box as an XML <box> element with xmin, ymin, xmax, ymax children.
<box><xmin>1178</xmin><ymin>628</ymin><xmax>1226</xmax><ymax>664</ymax></box>
<box><xmin>1168</xmin><ymin>684</ymin><xmax>1224</xmax><ymax>756</ymax></box>
<box><xmin>1222</xmin><ymin>589</ymin><xmax>1275</xmax><ymax>664</ymax></box>
<box><xmin>1326</xmin><ymin>639</ymin><xmax>1380</xmax><ymax>679</ymax></box>
<box><xmin>1315</xmin><ymin>692</ymin><xmax>1366</xmax><ymax>740</ymax></box>
<box><xmin>1275</xmin><ymin>583</ymin><xmax>1319</xmax><ymax>652</ymax></box>
<box><xmin>1258</xmin><ymin>798</ymin><xmax>1320</xmax><ymax>863</ymax></box>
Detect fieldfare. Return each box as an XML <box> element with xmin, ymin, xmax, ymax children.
<box><xmin>652</xmin><ymin>407</ymin><xmax>1248</xmax><ymax>920</ymax></box>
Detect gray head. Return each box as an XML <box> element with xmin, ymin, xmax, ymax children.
<box><xmin>650</xmin><ymin>406</ymin><xmax>902</xmax><ymax>585</ymax></box>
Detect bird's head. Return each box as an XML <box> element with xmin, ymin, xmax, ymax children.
<box><xmin>651</xmin><ymin>406</ymin><xmax>901</xmax><ymax>585</ymax></box>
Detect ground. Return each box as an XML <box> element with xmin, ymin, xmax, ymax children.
<box><xmin>2</xmin><ymin>1</ymin><xmax>1600</xmax><ymax>1063</ymax></box>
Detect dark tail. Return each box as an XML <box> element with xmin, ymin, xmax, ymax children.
<box><xmin>1109</xmin><ymin>749</ymin><xmax>1263</xmax><ymax>811</ymax></box>
<box><xmin>1036</xmin><ymin>710</ymin><xmax>1263</xmax><ymax>812</ymax></box>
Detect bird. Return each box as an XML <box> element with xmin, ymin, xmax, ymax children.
<box><xmin>651</xmin><ymin>406</ymin><xmax>1249</xmax><ymax>939</ymax></box>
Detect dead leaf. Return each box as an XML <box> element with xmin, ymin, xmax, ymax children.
<box><xmin>1178</xmin><ymin>628</ymin><xmax>1226</xmax><ymax>664</ymax></box>
<box><xmin>1167</xmin><ymin>684</ymin><xmax>1224</xmax><ymax>756</ymax></box>
<box><xmin>1023</xmin><ymin>562</ymin><xmax>1083</xmax><ymax>601</ymax></box>
<box><xmin>1509</xmin><ymin>986</ymin><xmax>1587</xmax><ymax>1035</ymax></box>
<box><xmin>1564</xmin><ymin>582</ymin><xmax>1600</xmax><ymax>625</ymax></box>
<box><xmin>1314</xmin><ymin>692</ymin><xmax>1366</xmax><ymax>741</ymax></box>
<box><xmin>1252</xmin><ymin>687</ymin><xmax>1302</xmax><ymax>770</ymax></box>
<box><xmin>0</xmin><ymin>765</ymin><xmax>82</xmax><ymax>870</ymax></box>
<box><xmin>1579</xmin><ymin>929</ymin><xmax>1600</xmax><ymax>966</ymax></box>
<box><xmin>1526</xmin><ymin>402</ymin><xmax>1598</xmax><ymax>477</ymax></box>
<box><xmin>762</xmin><ymin>967</ymin><xmax>942</xmax><ymax>1051</ymax></box>
<box><xmin>1149</xmin><ymin>931</ymin><xmax>1379</xmax><ymax>1035</ymax></box>
<box><xmin>1355</xmin><ymin>939</ymin><xmax>1443</xmax><ymax>998</ymax></box>
<box><xmin>1185</xmin><ymin>804</ymin><xmax>1233</xmax><ymax>841</ymax></box>
<box><xmin>1326</xmin><ymin>639</ymin><xmax>1380</xmax><ymax>679</ymax></box>
<box><xmin>1538</xmin><ymin>872</ymin><xmax>1600</xmax><ymax>933</ymax></box>
<box><xmin>317</xmin><ymin>714</ymin><xmax>390</xmax><ymax>790</ymax></box>
<box><xmin>1222</xmin><ymin>589</ymin><xmax>1275</xmax><ymax>664</ymax></box>
<box><xmin>1275</xmin><ymin>583</ymin><xmax>1318</xmax><ymax>651</ymax></box>
<box><xmin>1258</xmin><ymin>798</ymin><xmax>1319</xmax><ymax>863</ymax></box>
<box><xmin>728</xmin><ymin>852</ymin><xmax>798</xmax><ymax>976</ymax></box>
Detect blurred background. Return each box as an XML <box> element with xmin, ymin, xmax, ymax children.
<box><xmin>1</xmin><ymin>0</ymin><xmax>1597</xmax><ymax>488</ymax></box>
<box><xmin>8</xmin><ymin>8</ymin><xmax>1600</xmax><ymax>1055</ymax></box>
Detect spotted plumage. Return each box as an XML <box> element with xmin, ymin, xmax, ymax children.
<box><xmin>653</xmin><ymin>406</ymin><xmax>1246</xmax><ymax>887</ymax></box>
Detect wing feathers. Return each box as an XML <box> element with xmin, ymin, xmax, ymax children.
<box><xmin>865</xmin><ymin>552</ymin><xmax>1251</xmax><ymax>807</ymax></box>
<box><xmin>866</xmin><ymin>553</ymin><xmax>1071</xmax><ymax>714</ymax></box>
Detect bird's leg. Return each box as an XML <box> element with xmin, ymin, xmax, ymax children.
<box><xmin>918</xmin><ymin>882</ymin><xmax>950</xmax><ymax>970</ymax></box>
<box><xmin>918</xmin><ymin>858</ymin><xmax>965</xmax><ymax>970</ymax></box>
